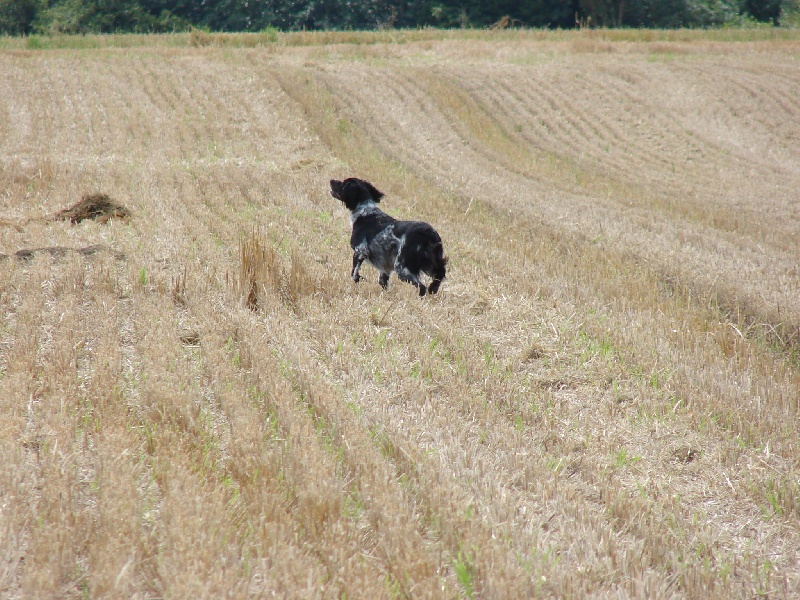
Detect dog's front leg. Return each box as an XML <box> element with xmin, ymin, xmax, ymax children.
<box><xmin>351</xmin><ymin>251</ymin><xmax>366</xmax><ymax>283</ymax></box>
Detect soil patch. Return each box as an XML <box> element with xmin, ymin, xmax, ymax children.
<box><xmin>672</xmin><ymin>446</ymin><xmax>700</xmax><ymax>463</ymax></box>
<box><xmin>0</xmin><ymin>244</ymin><xmax>125</xmax><ymax>262</ymax></box>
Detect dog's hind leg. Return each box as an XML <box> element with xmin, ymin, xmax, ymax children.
<box><xmin>427</xmin><ymin>267</ymin><xmax>446</xmax><ymax>295</ymax></box>
<box><xmin>395</xmin><ymin>264</ymin><xmax>427</xmax><ymax>296</ymax></box>
<box><xmin>426</xmin><ymin>247</ymin><xmax>447</xmax><ymax>295</ymax></box>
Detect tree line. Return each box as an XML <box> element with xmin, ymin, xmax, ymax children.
<box><xmin>0</xmin><ymin>0</ymin><xmax>794</xmax><ymax>36</ymax></box>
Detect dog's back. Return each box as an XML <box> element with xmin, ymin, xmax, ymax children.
<box><xmin>350</xmin><ymin>209</ymin><xmax>396</xmax><ymax>249</ymax></box>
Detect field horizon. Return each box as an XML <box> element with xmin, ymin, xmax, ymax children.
<box><xmin>1</xmin><ymin>30</ymin><xmax>799</xmax><ymax>598</ymax></box>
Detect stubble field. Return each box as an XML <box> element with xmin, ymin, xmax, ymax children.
<box><xmin>1</xmin><ymin>30</ymin><xmax>799</xmax><ymax>598</ymax></box>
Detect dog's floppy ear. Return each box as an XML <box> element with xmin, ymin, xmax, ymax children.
<box><xmin>360</xmin><ymin>180</ymin><xmax>384</xmax><ymax>203</ymax></box>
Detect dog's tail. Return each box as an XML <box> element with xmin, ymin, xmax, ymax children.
<box><xmin>428</xmin><ymin>242</ymin><xmax>447</xmax><ymax>295</ymax></box>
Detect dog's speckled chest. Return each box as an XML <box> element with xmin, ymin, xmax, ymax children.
<box><xmin>351</xmin><ymin>214</ymin><xmax>401</xmax><ymax>274</ymax></box>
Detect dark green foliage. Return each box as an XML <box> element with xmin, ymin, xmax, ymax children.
<box><xmin>641</xmin><ymin>0</ymin><xmax>691</xmax><ymax>28</ymax></box>
<box><xmin>0</xmin><ymin>0</ymin><xmax>790</xmax><ymax>35</ymax></box>
<box><xmin>576</xmin><ymin>0</ymin><xmax>786</xmax><ymax>27</ymax></box>
<box><xmin>423</xmin><ymin>0</ymin><xmax>579</xmax><ymax>28</ymax></box>
<box><xmin>744</xmin><ymin>0</ymin><xmax>781</xmax><ymax>23</ymax></box>
<box><xmin>33</xmin><ymin>0</ymin><xmax>190</xmax><ymax>33</ymax></box>
<box><xmin>684</xmin><ymin>0</ymin><xmax>740</xmax><ymax>27</ymax></box>
<box><xmin>0</xmin><ymin>0</ymin><xmax>44</xmax><ymax>34</ymax></box>
<box><xmin>191</xmin><ymin>0</ymin><xmax>273</xmax><ymax>31</ymax></box>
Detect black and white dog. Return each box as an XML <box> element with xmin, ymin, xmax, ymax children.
<box><xmin>330</xmin><ymin>178</ymin><xmax>447</xmax><ymax>296</ymax></box>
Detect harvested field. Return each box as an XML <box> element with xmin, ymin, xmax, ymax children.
<box><xmin>1</xmin><ymin>31</ymin><xmax>799</xmax><ymax>598</ymax></box>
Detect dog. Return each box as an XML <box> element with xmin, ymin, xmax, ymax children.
<box><xmin>330</xmin><ymin>178</ymin><xmax>447</xmax><ymax>296</ymax></box>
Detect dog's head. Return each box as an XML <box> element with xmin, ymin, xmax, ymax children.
<box><xmin>330</xmin><ymin>178</ymin><xmax>384</xmax><ymax>212</ymax></box>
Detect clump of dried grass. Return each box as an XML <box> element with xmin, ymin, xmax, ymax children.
<box><xmin>238</xmin><ymin>230</ymin><xmax>272</xmax><ymax>312</ymax></box>
<box><xmin>237</xmin><ymin>230</ymin><xmax>316</xmax><ymax>312</ymax></box>
<box><xmin>52</xmin><ymin>193</ymin><xmax>131</xmax><ymax>224</ymax></box>
<box><xmin>171</xmin><ymin>267</ymin><xmax>188</xmax><ymax>307</ymax></box>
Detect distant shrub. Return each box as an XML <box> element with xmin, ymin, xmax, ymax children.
<box><xmin>781</xmin><ymin>0</ymin><xmax>800</xmax><ymax>26</ymax></box>
<box><xmin>189</xmin><ymin>26</ymin><xmax>278</xmax><ymax>47</ymax></box>
<box><xmin>25</xmin><ymin>32</ymin><xmax>42</xmax><ymax>48</ymax></box>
